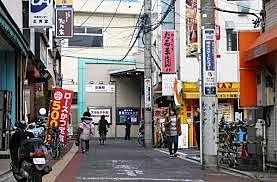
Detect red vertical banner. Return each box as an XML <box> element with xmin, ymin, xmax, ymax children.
<box><xmin>47</xmin><ymin>87</ymin><xmax>74</xmax><ymax>144</ymax></box>
<box><xmin>162</xmin><ymin>30</ymin><xmax>175</xmax><ymax>73</ymax></box>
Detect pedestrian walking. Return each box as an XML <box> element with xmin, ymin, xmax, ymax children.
<box><xmin>193</xmin><ymin>108</ymin><xmax>200</xmax><ymax>150</ymax></box>
<box><xmin>77</xmin><ymin>111</ymin><xmax>95</xmax><ymax>153</ymax></box>
<box><xmin>125</xmin><ymin>116</ymin><xmax>131</xmax><ymax>140</ymax></box>
<box><xmin>164</xmin><ymin>108</ymin><xmax>182</xmax><ymax>158</ymax></box>
<box><xmin>98</xmin><ymin>115</ymin><xmax>110</xmax><ymax>145</ymax></box>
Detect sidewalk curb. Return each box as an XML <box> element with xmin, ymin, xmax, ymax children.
<box><xmin>43</xmin><ymin>144</ymin><xmax>78</xmax><ymax>182</ymax></box>
<box><xmin>218</xmin><ymin>167</ymin><xmax>259</xmax><ymax>181</ymax></box>
<box><xmin>155</xmin><ymin>148</ymin><xmax>259</xmax><ymax>181</ymax></box>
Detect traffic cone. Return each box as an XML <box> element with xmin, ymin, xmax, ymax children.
<box><xmin>241</xmin><ymin>143</ymin><xmax>246</xmax><ymax>160</ymax></box>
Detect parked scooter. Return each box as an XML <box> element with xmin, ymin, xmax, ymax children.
<box><xmin>26</xmin><ymin>108</ymin><xmax>48</xmax><ymax>141</ymax></box>
<box><xmin>9</xmin><ymin>118</ymin><xmax>52</xmax><ymax>182</ymax></box>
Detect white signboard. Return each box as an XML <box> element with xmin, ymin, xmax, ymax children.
<box><xmin>162</xmin><ymin>74</ymin><xmax>176</xmax><ymax>96</ymax></box>
<box><xmin>178</xmin><ymin>124</ymin><xmax>189</xmax><ymax>149</ymax></box>
<box><xmin>144</xmin><ymin>79</ymin><xmax>152</xmax><ymax>111</ymax></box>
<box><xmin>218</xmin><ymin>103</ymin><xmax>232</xmax><ymax>123</ymax></box>
<box><xmin>29</xmin><ymin>0</ymin><xmax>54</xmax><ymax>27</ymax></box>
<box><xmin>86</xmin><ymin>85</ymin><xmax>115</xmax><ymax>93</ymax></box>
<box><xmin>88</xmin><ymin>107</ymin><xmax>112</xmax><ymax>124</ymax></box>
<box><xmin>203</xmin><ymin>29</ymin><xmax>217</xmax><ymax>96</ymax></box>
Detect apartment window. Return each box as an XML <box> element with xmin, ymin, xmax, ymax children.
<box><xmin>226</xmin><ymin>29</ymin><xmax>237</xmax><ymax>51</ymax></box>
<box><xmin>69</xmin><ymin>27</ymin><xmax>103</xmax><ymax>47</ymax></box>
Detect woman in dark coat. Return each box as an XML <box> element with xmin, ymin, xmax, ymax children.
<box><xmin>98</xmin><ymin>115</ymin><xmax>109</xmax><ymax>145</ymax></box>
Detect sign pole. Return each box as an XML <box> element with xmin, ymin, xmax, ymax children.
<box><xmin>144</xmin><ymin>0</ymin><xmax>153</xmax><ymax>148</ymax></box>
<box><xmin>200</xmin><ymin>0</ymin><xmax>218</xmax><ymax>168</ymax></box>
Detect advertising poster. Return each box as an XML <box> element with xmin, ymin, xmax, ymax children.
<box><xmin>203</xmin><ymin>29</ymin><xmax>217</xmax><ymax>96</ymax></box>
<box><xmin>162</xmin><ymin>74</ymin><xmax>176</xmax><ymax>96</ymax></box>
<box><xmin>88</xmin><ymin>107</ymin><xmax>112</xmax><ymax>124</ymax></box>
<box><xmin>29</xmin><ymin>0</ymin><xmax>54</xmax><ymax>27</ymax></box>
<box><xmin>162</xmin><ymin>30</ymin><xmax>175</xmax><ymax>73</ymax></box>
<box><xmin>144</xmin><ymin>79</ymin><xmax>152</xmax><ymax>111</ymax></box>
<box><xmin>47</xmin><ymin>87</ymin><xmax>74</xmax><ymax>144</ymax></box>
<box><xmin>116</xmin><ymin>108</ymin><xmax>140</xmax><ymax>125</ymax></box>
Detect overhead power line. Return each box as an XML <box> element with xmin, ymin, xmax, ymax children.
<box><xmin>150</xmin><ymin>0</ymin><xmax>177</xmax><ymax>32</ymax></box>
<box><xmin>129</xmin><ymin>4</ymin><xmax>144</xmax><ymax>46</ymax></box>
<box><xmin>79</xmin><ymin>0</ymin><xmax>89</xmax><ymax>11</ymax></box>
<box><xmin>104</xmin><ymin>0</ymin><xmax>122</xmax><ymax>32</ymax></box>
<box><xmin>79</xmin><ymin>0</ymin><xmax>105</xmax><ymax>26</ymax></box>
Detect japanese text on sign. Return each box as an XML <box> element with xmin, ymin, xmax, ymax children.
<box><xmin>56</xmin><ymin>8</ymin><xmax>73</xmax><ymax>38</ymax></box>
<box><xmin>162</xmin><ymin>30</ymin><xmax>175</xmax><ymax>73</ymax></box>
<box><xmin>47</xmin><ymin>87</ymin><xmax>73</xmax><ymax>144</ymax></box>
<box><xmin>203</xmin><ymin>29</ymin><xmax>217</xmax><ymax>96</ymax></box>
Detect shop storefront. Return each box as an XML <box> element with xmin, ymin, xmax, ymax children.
<box><xmin>181</xmin><ymin>82</ymin><xmax>241</xmax><ymax>148</ymax></box>
<box><xmin>0</xmin><ymin>2</ymin><xmax>28</xmax><ymax>151</ymax></box>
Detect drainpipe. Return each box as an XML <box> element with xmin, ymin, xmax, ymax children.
<box><xmin>263</xmin><ymin>119</ymin><xmax>266</xmax><ymax>171</ymax></box>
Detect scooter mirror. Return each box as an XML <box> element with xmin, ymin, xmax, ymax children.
<box><xmin>39</xmin><ymin>108</ymin><xmax>47</xmax><ymax>116</ymax></box>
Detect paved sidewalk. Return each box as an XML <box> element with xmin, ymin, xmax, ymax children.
<box><xmin>158</xmin><ymin>147</ymin><xmax>277</xmax><ymax>181</ymax></box>
<box><xmin>0</xmin><ymin>159</ymin><xmax>11</xmax><ymax>176</ymax></box>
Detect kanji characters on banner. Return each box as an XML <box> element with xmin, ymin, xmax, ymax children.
<box><xmin>47</xmin><ymin>87</ymin><xmax>74</xmax><ymax>144</ymax></box>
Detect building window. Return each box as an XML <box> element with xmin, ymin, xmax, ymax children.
<box><xmin>69</xmin><ymin>27</ymin><xmax>103</xmax><ymax>47</ymax></box>
<box><xmin>226</xmin><ymin>29</ymin><xmax>237</xmax><ymax>51</ymax></box>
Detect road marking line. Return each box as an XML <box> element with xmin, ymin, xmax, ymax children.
<box><xmin>76</xmin><ymin>177</ymin><xmax>205</xmax><ymax>181</ymax></box>
<box><xmin>155</xmin><ymin>149</ymin><xmax>201</xmax><ymax>165</ymax></box>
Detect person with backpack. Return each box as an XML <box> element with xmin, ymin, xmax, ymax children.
<box><xmin>98</xmin><ymin>115</ymin><xmax>110</xmax><ymax>145</ymax></box>
<box><xmin>77</xmin><ymin>112</ymin><xmax>95</xmax><ymax>153</ymax></box>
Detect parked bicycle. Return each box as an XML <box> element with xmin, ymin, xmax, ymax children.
<box><xmin>138</xmin><ymin>123</ymin><xmax>144</xmax><ymax>146</ymax></box>
<box><xmin>47</xmin><ymin>126</ymin><xmax>62</xmax><ymax>159</ymax></box>
<box><xmin>217</xmin><ymin>118</ymin><xmax>248</xmax><ymax>168</ymax></box>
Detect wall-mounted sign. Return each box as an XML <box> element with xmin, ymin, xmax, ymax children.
<box><xmin>116</xmin><ymin>108</ymin><xmax>140</xmax><ymax>125</ymax></box>
<box><xmin>86</xmin><ymin>85</ymin><xmax>115</xmax><ymax>93</ymax></box>
<box><xmin>203</xmin><ymin>29</ymin><xmax>217</xmax><ymax>96</ymax></box>
<box><xmin>55</xmin><ymin>0</ymin><xmax>73</xmax><ymax>8</ymax></box>
<box><xmin>162</xmin><ymin>74</ymin><xmax>176</xmax><ymax>96</ymax></box>
<box><xmin>88</xmin><ymin>107</ymin><xmax>112</xmax><ymax>124</ymax></box>
<box><xmin>162</xmin><ymin>30</ymin><xmax>175</xmax><ymax>73</ymax></box>
<box><xmin>29</xmin><ymin>0</ymin><xmax>54</xmax><ymax>27</ymax></box>
<box><xmin>144</xmin><ymin>79</ymin><xmax>152</xmax><ymax>111</ymax></box>
<box><xmin>55</xmin><ymin>8</ymin><xmax>73</xmax><ymax>38</ymax></box>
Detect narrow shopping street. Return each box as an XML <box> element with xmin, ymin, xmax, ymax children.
<box><xmin>55</xmin><ymin>139</ymin><xmax>251</xmax><ymax>182</ymax></box>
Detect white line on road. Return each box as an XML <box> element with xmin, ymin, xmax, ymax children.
<box><xmin>155</xmin><ymin>149</ymin><xmax>201</xmax><ymax>165</ymax></box>
<box><xmin>76</xmin><ymin>177</ymin><xmax>205</xmax><ymax>181</ymax></box>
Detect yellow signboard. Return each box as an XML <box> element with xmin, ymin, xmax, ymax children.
<box><xmin>183</xmin><ymin>92</ymin><xmax>239</xmax><ymax>99</ymax></box>
<box><xmin>55</xmin><ymin>0</ymin><xmax>73</xmax><ymax>7</ymax></box>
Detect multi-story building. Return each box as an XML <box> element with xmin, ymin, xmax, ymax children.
<box><xmin>62</xmin><ymin>0</ymin><xmax>144</xmax><ymax>138</ymax></box>
<box><xmin>177</xmin><ymin>0</ymin><xmax>262</xmax><ymax>148</ymax></box>
<box><xmin>240</xmin><ymin>0</ymin><xmax>277</xmax><ymax>167</ymax></box>
<box><xmin>0</xmin><ymin>0</ymin><xmax>62</xmax><ymax>155</ymax></box>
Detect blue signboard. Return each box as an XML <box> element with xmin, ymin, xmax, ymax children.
<box><xmin>116</xmin><ymin>108</ymin><xmax>140</xmax><ymax>125</ymax></box>
<box><xmin>205</xmin><ymin>40</ymin><xmax>215</xmax><ymax>71</ymax></box>
<box><xmin>203</xmin><ymin>29</ymin><xmax>217</xmax><ymax>96</ymax></box>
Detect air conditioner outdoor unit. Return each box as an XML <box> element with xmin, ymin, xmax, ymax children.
<box><xmin>257</xmin><ymin>70</ymin><xmax>275</xmax><ymax>106</ymax></box>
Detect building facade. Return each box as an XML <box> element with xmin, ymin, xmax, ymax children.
<box><xmin>240</xmin><ymin>0</ymin><xmax>277</xmax><ymax>167</ymax></box>
<box><xmin>62</xmin><ymin>0</ymin><xmax>144</xmax><ymax>138</ymax></box>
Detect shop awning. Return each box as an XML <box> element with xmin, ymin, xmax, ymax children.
<box><xmin>183</xmin><ymin>92</ymin><xmax>239</xmax><ymax>99</ymax></box>
<box><xmin>244</xmin><ymin>26</ymin><xmax>277</xmax><ymax>62</ymax></box>
<box><xmin>0</xmin><ymin>2</ymin><xmax>28</xmax><ymax>55</ymax></box>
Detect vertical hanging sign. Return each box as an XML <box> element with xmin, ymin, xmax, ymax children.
<box><xmin>144</xmin><ymin>79</ymin><xmax>152</xmax><ymax>111</ymax></box>
<box><xmin>29</xmin><ymin>0</ymin><xmax>54</xmax><ymax>27</ymax></box>
<box><xmin>55</xmin><ymin>8</ymin><xmax>73</xmax><ymax>38</ymax></box>
<box><xmin>162</xmin><ymin>30</ymin><xmax>175</xmax><ymax>73</ymax></box>
<box><xmin>203</xmin><ymin>29</ymin><xmax>217</xmax><ymax>96</ymax></box>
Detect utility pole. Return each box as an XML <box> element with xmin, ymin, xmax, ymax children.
<box><xmin>200</xmin><ymin>0</ymin><xmax>218</xmax><ymax>168</ymax></box>
<box><xmin>144</xmin><ymin>0</ymin><xmax>153</xmax><ymax>148</ymax></box>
